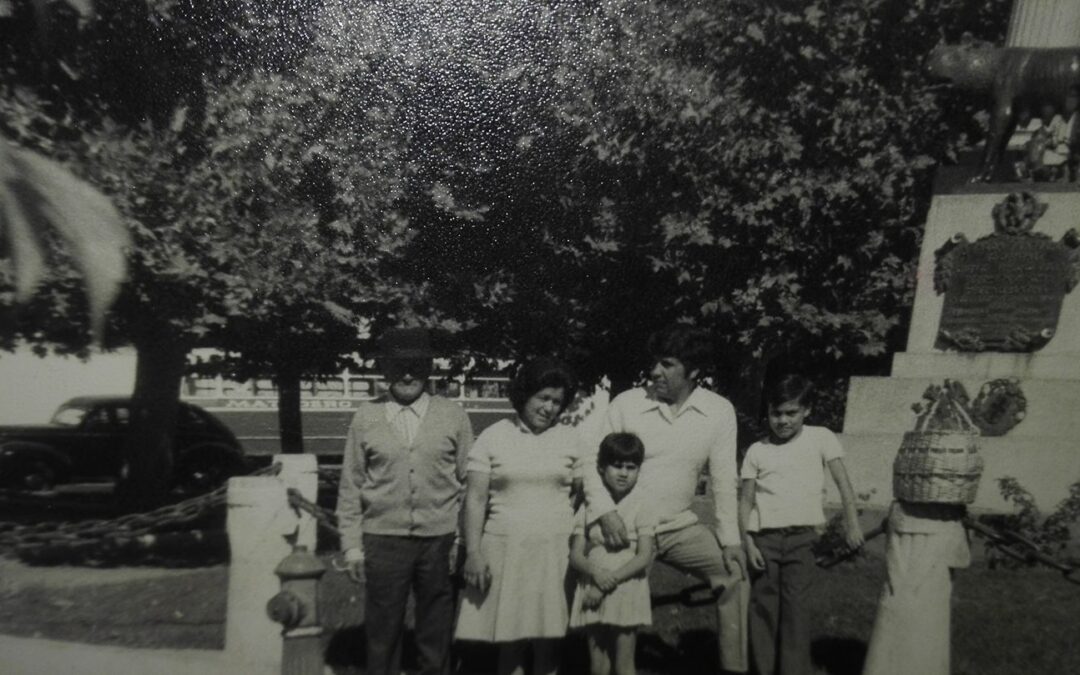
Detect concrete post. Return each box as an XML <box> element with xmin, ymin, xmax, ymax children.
<box><xmin>224</xmin><ymin>454</ymin><xmax>319</xmax><ymax>672</ymax></box>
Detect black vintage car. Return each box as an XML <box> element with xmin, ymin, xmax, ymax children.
<box><xmin>0</xmin><ymin>396</ymin><xmax>245</xmax><ymax>493</ymax></box>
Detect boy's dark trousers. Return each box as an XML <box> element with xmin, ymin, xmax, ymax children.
<box><xmin>363</xmin><ymin>533</ymin><xmax>457</xmax><ymax>675</ymax></box>
<box><xmin>748</xmin><ymin>527</ymin><xmax>817</xmax><ymax>675</ymax></box>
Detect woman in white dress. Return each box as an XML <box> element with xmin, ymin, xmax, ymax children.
<box><xmin>455</xmin><ymin>357</ymin><xmax>586</xmax><ymax>675</ymax></box>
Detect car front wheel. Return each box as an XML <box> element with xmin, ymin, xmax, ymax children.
<box><xmin>16</xmin><ymin>461</ymin><xmax>57</xmax><ymax>492</ymax></box>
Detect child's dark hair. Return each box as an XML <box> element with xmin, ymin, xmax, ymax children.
<box><xmin>597</xmin><ymin>432</ymin><xmax>645</xmax><ymax>467</ymax></box>
<box><xmin>765</xmin><ymin>374</ymin><xmax>814</xmax><ymax>408</ymax></box>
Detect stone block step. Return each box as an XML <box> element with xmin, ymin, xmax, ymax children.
<box><xmin>842</xmin><ymin>375</ymin><xmax>1078</xmax><ymax>439</ymax></box>
<box><xmin>891</xmin><ymin>352</ymin><xmax>1080</xmax><ymax>380</ymax></box>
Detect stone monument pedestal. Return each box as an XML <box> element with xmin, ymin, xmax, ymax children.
<box><xmin>836</xmin><ymin>190</ymin><xmax>1080</xmax><ymax>512</ymax></box>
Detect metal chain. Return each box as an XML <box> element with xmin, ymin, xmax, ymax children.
<box><xmin>316</xmin><ymin>465</ymin><xmax>342</xmax><ymax>491</ymax></box>
<box><xmin>0</xmin><ymin>462</ymin><xmax>281</xmax><ymax>560</ymax></box>
<box><xmin>815</xmin><ymin>517</ymin><xmax>1078</xmax><ymax>588</ymax></box>
<box><xmin>11</xmin><ymin>460</ymin><xmax>1073</xmax><ymax>586</ymax></box>
<box><xmin>964</xmin><ymin>517</ymin><xmax>1080</xmax><ymax>586</ymax></box>
<box><xmin>286</xmin><ymin>487</ymin><xmax>342</xmax><ymax>538</ymax></box>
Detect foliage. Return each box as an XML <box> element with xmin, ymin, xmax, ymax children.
<box><xmin>2</xmin><ymin>0</ymin><xmax>1021</xmax><ymax>441</ymax></box>
<box><xmin>0</xmin><ymin>0</ymin><xmax>413</xmax><ymax>484</ymax></box>
<box><xmin>182</xmin><ymin>69</ymin><xmax>415</xmax><ymax>378</ymax></box>
<box><xmin>328</xmin><ymin>0</ymin><xmax>1016</xmax><ymax>414</ymax></box>
<box><xmin>300</xmin><ymin>0</ymin><xmax>606</xmax><ymax>356</ymax></box>
<box><xmin>987</xmin><ymin>477</ymin><xmax>1080</xmax><ymax>565</ymax></box>
<box><xmin>0</xmin><ymin>0</ymin><xmax>417</xmax><ymax>365</ymax></box>
<box><xmin>539</xmin><ymin>0</ymin><xmax>1012</xmax><ymax>395</ymax></box>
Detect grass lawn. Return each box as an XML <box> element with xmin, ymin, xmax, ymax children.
<box><xmin>1</xmin><ymin>548</ymin><xmax>1078</xmax><ymax>674</ymax></box>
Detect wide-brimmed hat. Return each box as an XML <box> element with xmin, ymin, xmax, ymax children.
<box><xmin>374</xmin><ymin>327</ymin><xmax>436</xmax><ymax>359</ymax></box>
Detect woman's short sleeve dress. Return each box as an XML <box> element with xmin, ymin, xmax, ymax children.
<box><xmin>454</xmin><ymin>418</ymin><xmax>587</xmax><ymax>642</ymax></box>
<box><xmin>568</xmin><ymin>487</ymin><xmax>657</xmax><ymax>629</ymax></box>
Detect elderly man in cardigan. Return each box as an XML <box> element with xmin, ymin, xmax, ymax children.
<box><xmin>336</xmin><ymin>327</ymin><xmax>474</xmax><ymax>675</ymax></box>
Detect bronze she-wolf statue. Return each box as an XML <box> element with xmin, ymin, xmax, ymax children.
<box><xmin>926</xmin><ymin>38</ymin><xmax>1080</xmax><ymax>182</ymax></box>
<box><xmin>926</xmin><ymin>0</ymin><xmax>1080</xmax><ymax>182</ymax></box>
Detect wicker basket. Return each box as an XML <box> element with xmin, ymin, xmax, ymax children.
<box><xmin>892</xmin><ymin>389</ymin><xmax>984</xmax><ymax>505</ymax></box>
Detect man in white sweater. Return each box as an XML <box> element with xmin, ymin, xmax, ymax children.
<box><xmin>586</xmin><ymin>324</ymin><xmax>749</xmax><ymax>673</ymax></box>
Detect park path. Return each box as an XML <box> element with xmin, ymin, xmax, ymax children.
<box><xmin>0</xmin><ymin>634</ymin><xmax>241</xmax><ymax>675</ymax></box>
<box><xmin>0</xmin><ymin>558</ymin><xmax>214</xmax><ymax>592</ymax></box>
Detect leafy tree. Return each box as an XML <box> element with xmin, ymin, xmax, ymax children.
<box><xmin>0</xmin><ymin>0</ymin><xmax>411</xmax><ymax>500</ymax></box>
<box><xmin>398</xmin><ymin>0</ymin><xmax>1014</xmax><ymax>425</ymax></box>
<box><xmin>2</xmin><ymin>0</ymin><xmax>1020</xmax><ymax>492</ymax></box>
<box><xmin>302</xmin><ymin>1</ymin><xmax>634</xmax><ymax>376</ymax></box>
<box><xmin>183</xmin><ymin>70</ymin><xmax>414</xmax><ymax>452</ymax></box>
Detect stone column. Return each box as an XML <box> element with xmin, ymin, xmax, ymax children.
<box><xmin>224</xmin><ymin>454</ymin><xmax>319</xmax><ymax>672</ymax></box>
<box><xmin>1006</xmin><ymin>0</ymin><xmax>1080</xmax><ymax>48</ymax></box>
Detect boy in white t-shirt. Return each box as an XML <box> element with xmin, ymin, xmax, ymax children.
<box><xmin>738</xmin><ymin>375</ymin><xmax>864</xmax><ymax>675</ymax></box>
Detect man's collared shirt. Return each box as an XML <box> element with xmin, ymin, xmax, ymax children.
<box><xmin>587</xmin><ymin>385</ymin><xmax>740</xmax><ymax>547</ymax></box>
<box><xmin>335</xmin><ymin>394</ymin><xmax>473</xmax><ymax>550</ymax></box>
<box><xmin>385</xmin><ymin>393</ymin><xmax>430</xmax><ymax>445</ymax></box>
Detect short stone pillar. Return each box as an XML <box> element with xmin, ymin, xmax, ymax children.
<box><xmin>225</xmin><ymin>454</ymin><xmax>319</xmax><ymax>672</ymax></box>
<box><xmin>841</xmin><ymin>192</ymin><xmax>1080</xmax><ymax>514</ymax></box>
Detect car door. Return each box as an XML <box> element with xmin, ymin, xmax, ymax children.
<box><xmin>75</xmin><ymin>404</ymin><xmax>125</xmax><ymax>480</ymax></box>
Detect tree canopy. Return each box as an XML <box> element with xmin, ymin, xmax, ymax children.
<box><xmin>0</xmin><ymin>0</ymin><xmax>416</xmax><ymax>496</ymax></box>
<box><xmin>348</xmin><ymin>0</ymin><xmax>1013</xmax><ymax>418</ymax></box>
<box><xmin>1</xmin><ymin>0</ymin><xmax>1017</xmax><ymax>468</ymax></box>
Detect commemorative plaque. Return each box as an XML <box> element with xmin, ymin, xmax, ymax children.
<box><xmin>934</xmin><ymin>192</ymin><xmax>1079</xmax><ymax>352</ymax></box>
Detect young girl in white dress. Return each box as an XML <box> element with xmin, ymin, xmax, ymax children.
<box><xmin>569</xmin><ymin>432</ymin><xmax>657</xmax><ymax>675</ymax></box>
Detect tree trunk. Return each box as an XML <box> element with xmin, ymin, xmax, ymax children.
<box><xmin>735</xmin><ymin>358</ymin><xmax>768</xmax><ymax>427</ymax></box>
<box><xmin>115</xmin><ymin>335</ymin><xmax>187</xmax><ymax>510</ymax></box>
<box><xmin>607</xmin><ymin>369</ymin><xmax>638</xmax><ymax>399</ymax></box>
<box><xmin>275</xmin><ymin>366</ymin><xmax>304</xmax><ymax>454</ymax></box>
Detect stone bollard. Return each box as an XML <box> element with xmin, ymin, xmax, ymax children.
<box><xmin>225</xmin><ymin>454</ymin><xmax>319</xmax><ymax>672</ymax></box>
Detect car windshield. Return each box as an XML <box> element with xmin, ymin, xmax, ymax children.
<box><xmin>50</xmin><ymin>405</ymin><xmax>88</xmax><ymax>427</ymax></box>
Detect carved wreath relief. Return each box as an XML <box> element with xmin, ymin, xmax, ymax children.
<box><xmin>934</xmin><ymin>193</ymin><xmax>1080</xmax><ymax>352</ymax></box>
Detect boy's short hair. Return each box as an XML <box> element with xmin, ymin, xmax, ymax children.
<box><xmin>598</xmin><ymin>432</ymin><xmax>645</xmax><ymax>467</ymax></box>
<box><xmin>647</xmin><ymin>324</ymin><xmax>712</xmax><ymax>375</ymax></box>
<box><xmin>765</xmin><ymin>374</ymin><xmax>814</xmax><ymax>409</ymax></box>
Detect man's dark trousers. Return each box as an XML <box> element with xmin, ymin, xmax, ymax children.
<box><xmin>363</xmin><ymin>533</ymin><xmax>456</xmax><ymax>675</ymax></box>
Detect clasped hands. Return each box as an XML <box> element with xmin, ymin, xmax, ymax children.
<box><xmin>578</xmin><ymin>565</ymin><xmax>619</xmax><ymax>611</ymax></box>
<box><xmin>463</xmin><ymin>550</ymin><xmax>493</xmax><ymax>594</ymax></box>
